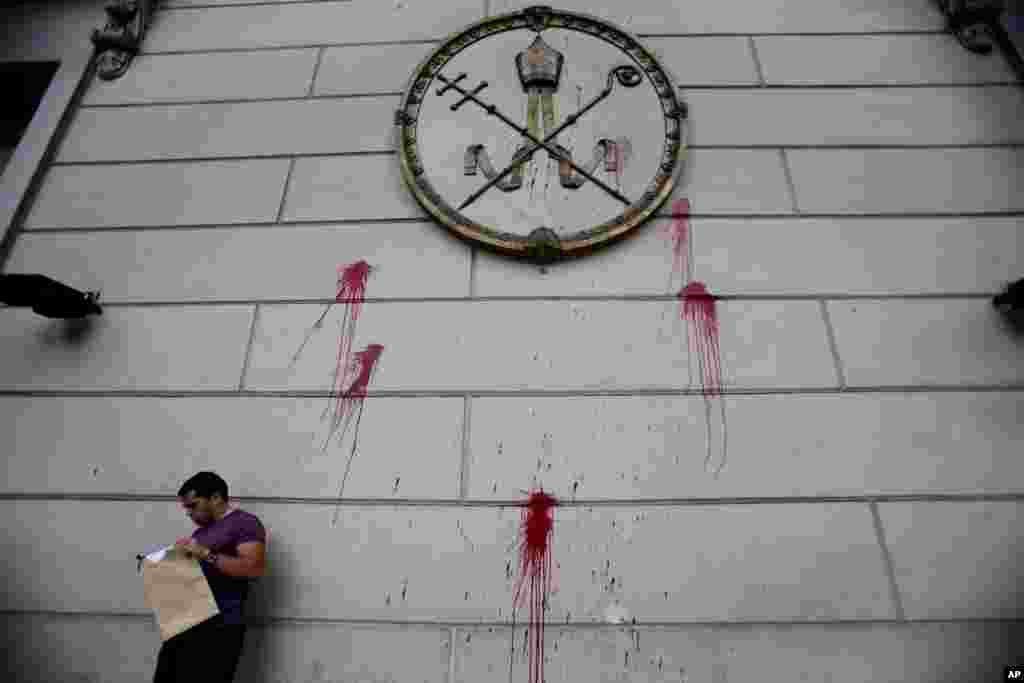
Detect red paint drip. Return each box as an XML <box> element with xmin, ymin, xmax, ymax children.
<box><xmin>322</xmin><ymin>261</ymin><xmax>373</xmax><ymax>422</ymax></box>
<box><xmin>660</xmin><ymin>198</ymin><xmax>690</xmax><ymax>282</ymax></box>
<box><xmin>328</xmin><ymin>343</ymin><xmax>384</xmax><ymax>526</ymax></box>
<box><xmin>605</xmin><ymin>138</ymin><xmax>630</xmax><ymax>189</ymax></box>
<box><xmin>324</xmin><ymin>343</ymin><xmax>384</xmax><ymax>452</ymax></box>
<box><xmin>679</xmin><ymin>282</ymin><xmax>728</xmax><ymax>474</ymax></box>
<box><xmin>681</xmin><ymin>282</ymin><xmax>720</xmax><ymax>398</ymax></box>
<box><xmin>511</xmin><ymin>490</ymin><xmax>557</xmax><ymax>683</ymax></box>
<box><xmin>605</xmin><ymin>140</ymin><xmax>619</xmax><ymax>173</ymax></box>
<box><xmin>291</xmin><ymin>260</ymin><xmax>373</xmax><ymax>369</ymax></box>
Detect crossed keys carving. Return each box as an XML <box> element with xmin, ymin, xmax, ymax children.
<box><xmin>436</xmin><ymin>56</ymin><xmax>643</xmax><ymax>213</ymax></box>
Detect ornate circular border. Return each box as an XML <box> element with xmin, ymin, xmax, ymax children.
<box><xmin>395</xmin><ymin>5</ymin><xmax>689</xmax><ymax>264</ymax></box>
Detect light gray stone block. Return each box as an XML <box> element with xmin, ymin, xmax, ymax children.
<box><xmin>6</xmin><ymin>222</ymin><xmax>470</xmax><ymax>302</ymax></box>
<box><xmin>54</xmin><ymin>98</ymin><xmax>399</xmax><ymax>163</ymax></box>
<box><xmin>686</xmin><ymin>87</ymin><xmax>1024</xmax><ymax>146</ymax></box>
<box><xmin>693</xmin><ymin>216</ymin><xmax>1024</xmax><ymax>296</ymax></box>
<box><xmin>490</xmin><ymin>0</ymin><xmax>944</xmax><ymax>33</ymax></box>
<box><xmin>828</xmin><ymin>299</ymin><xmax>1024</xmax><ymax>387</ymax></box>
<box><xmin>0</xmin><ymin>306</ymin><xmax>253</xmax><ymax>390</ymax></box>
<box><xmin>3</xmin><ymin>614</ymin><xmax>1019</xmax><ymax>683</ymax></box>
<box><xmin>657</xmin><ymin>149</ymin><xmax>794</xmax><ymax>216</ymax></box>
<box><xmin>641</xmin><ymin>37</ymin><xmax>759</xmax><ymax>86</ymax></box>
<box><xmin>246</xmin><ymin>300</ymin><xmax>836</xmax><ymax>391</ymax></box>
<box><xmin>755</xmin><ymin>35</ymin><xmax>1019</xmax><ymax>85</ymax></box>
<box><xmin>788</xmin><ymin>148</ymin><xmax>1024</xmax><ymax>214</ymax></box>
<box><xmin>22</xmin><ymin>160</ymin><xmax>291</xmax><ymax>229</ymax></box>
<box><xmin>466</xmin><ymin>392</ymin><xmax>1024</xmax><ymax>499</ymax></box>
<box><xmin>455</xmin><ymin>622</ymin><xmax>1024</xmax><ymax>683</ymax></box>
<box><xmin>315</xmin><ymin>43</ymin><xmax>439</xmax><ymax>96</ymax></box>
<box><xmin>283</xmin><ymin>156</ymin><xmax>426</xmax><ymax>222</ymax></box>
<box><xmin>0</xmin><ymin>500</ymin><xmax>892</xmax><ymax>622</ymax></box>
<box><xmin>144</xmin><ymin>1</ymin><xmax>485</xmax><ymax>52</ymax></box>
<box><xmin>313</xmin><ymin>38</ymin><xmax>758</xmax><ymax>95</ymax></box>
<box><xmin>879</xmin><ymin>501</ymin><xmax>1024</xmax><ymax>619</ymax></box>
<box><xmin>0</xmin><ymin>614</ymin><xmax>451</xmax><ymax>683</ymax></box>
<box><xmin>236</xmin><ymin>622</ymin><xmax>450</xmax><ymax>683</ymax></box>
<box><xmin>81</xmin><ymin>49</ymin><xmax>320</xmax><ymax>105</ymax></box>
<box><xmin>477</xmin><ymin>216</ymin><xmax>1024</xmax><ymax>298</ymax></box>
<box><xmin>0</xmin><ymin>396</ymin><xmax>464</xmax><ymax>499</ymax></box>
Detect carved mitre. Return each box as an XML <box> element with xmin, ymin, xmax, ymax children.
<box><xmin>515</xmin><ymin>34</ymin><xmax>564</xmax><ymax>92</ymax></box>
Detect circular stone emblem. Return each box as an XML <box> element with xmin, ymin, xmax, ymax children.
<box><xmin>395</xmin><ymin>5</ymin><xmax>689</xmax><ymax>264</ymax></box>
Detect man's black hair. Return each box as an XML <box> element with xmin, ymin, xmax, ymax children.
<box><xmin>178</xmin><ymin>471</ymin><xmax>229</xmax><ymax>501</ymax></box>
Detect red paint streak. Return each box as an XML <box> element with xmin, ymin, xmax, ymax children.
<box><xmin>605</xmin><ymin>140</ymin><xmax>619</xmax><ymax>173</ymax></box>
<box><xmin>511</xmin><ymin>490</ymin><xmax>557</xmax><ymax>683</ymax></box>
<box><xmin>324</xmin><ymin>343</ymin><xmax>384</xmax><ymax>452</ymax></box>
<box><xmin>326</xmin><ymin>344</ymin><xmax>384</xmax><ymax>526</ymax></box>
<box><xmin>605</xmin><ymin>138</ymin><xmax>630</xmax><ymax>189</ymax></box>
<box><xmin>660</xmin><ymin>198</ymin><xmax>690</xmax><ymax>283</ymax></box>
<box><xmin>291</xmin><ymin>261</ymin><xmax>373</xmax><ymax>369</ymax></box>
<box><xmin>680</xmin><ymin>282</ymin><xmax>720</xmax><ymax>398</ymax></box>
<box><xmin>321</xmin><ymin>261</ymin><xmax>373</xmax><ymax>421</ymax></box>
<box><xmin>679</xmin><ymin>282</ymin><xmax>728</xmax><ymax>475</ymax></box>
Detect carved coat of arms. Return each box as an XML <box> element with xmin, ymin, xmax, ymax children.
<box><xmin>396</xmin><ymin>6</ymin><xmax>689</xmax><ymax>264</ymax></box>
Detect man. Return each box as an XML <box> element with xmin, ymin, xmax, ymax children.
<box><xmin>152</xmin><ymin>471</ymin><xmax>267</xmax><ymax>683</ymax></box>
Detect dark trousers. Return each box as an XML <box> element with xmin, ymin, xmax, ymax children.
<box><xmin>152</xmin><ymin>614</ymin><xmax>247</xmax><ymax>683</ymax></box>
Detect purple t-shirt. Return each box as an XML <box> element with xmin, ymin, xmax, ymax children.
<box><xmin>190</xmin><ymin>508</ymin><xmax>266</xmax><ymax>625</ymax></box>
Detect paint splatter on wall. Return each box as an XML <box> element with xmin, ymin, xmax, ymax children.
<box><xmin>328</xmin><ymin>343</ymin><xmax>384</xmax><ymax>526</ymax></box>
<box><xmin>287</xmin><ymin>261</ymin><xmax>381</xmax><ymax>523</ymax></box>
<box><xmin>509</xmin><ymin>490</ymin><xmax>557</xmax><ymax>683</ymax></box>
<box><xmin>290</xmin><ymin>260</ymin><xmax>373</xmax><ymax>370</ymax></box>
<box><xmin>665</xmin><ymin>200</ymin><xmax>729</xmax><ymax>475</ymax></box>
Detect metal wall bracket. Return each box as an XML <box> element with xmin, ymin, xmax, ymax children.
<box><xmin>90</xmin><ymin>0</ymin><xmax>156</xmax><ymax>81</ymax></box>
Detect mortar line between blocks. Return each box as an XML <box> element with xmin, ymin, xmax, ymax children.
<box><xmin>238</xmin><ymin>304</ymin><xmax>261</xmax><ymax>391</ymax></box>
<box><xmin>7</xmin><ymin>385</ymin><xmax>1024</xmax><ymax>399</ymax></box>
<box><xmin>8</xmin><ymin>491</ymin><xmax>1024</xmax><ymax>505</ymax></box>
<box><xmin>276</xmin><ymin>158</ymin><xmax>297</xmax><ymax>222</ymax></box>
<box><xmin>308</xmin><ymin>46</ymin><xmax>326</xmax><ymax>97</ymax></box>
<box><xmin>49</xmin><ymin>146</ymin><xmax>1024</xmax><ymax>167</ymax></box>
<box><xmin>133</xmin><ymin>31</ymin><xmax>953</xmax><ymax>57</ymax></box>
<box><xmin>870</xmin><ymin>501</ymin><xmax>907</xmax><ymax>620</ymax></box>
<box><xmin>748</xmin><ymin>36</ymin><xmax>766</xmax><ymax>86</ymax></box>
<box><xmin>779</xmin><ymin>148</ymin><xmax>801</xmax><ymax>214</ymax></box>
<box><xmin>819</xmin><ymin>299</ymin><xmax>847</xmax><ymax>389</ymax></box>
<box><xmin>12</xmin><ymin>608</ymin><xmax>1024</xmax><ymax>627</ymax></box>
<box><xmin>459</xmin><ymin>394</ymin><xmax>472</xmax><ymax>499</ymax></box>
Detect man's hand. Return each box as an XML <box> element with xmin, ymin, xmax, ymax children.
<box><xmin>174</xmin><ymin>538</ymin><xmax>211</xmax><ymax>561</ymax></box>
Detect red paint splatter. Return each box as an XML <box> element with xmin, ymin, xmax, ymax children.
<box><xmin>318</xmin><ymin>261</ymin><xmax>373</xmax><ymax>420</ymax></box>
<box><xmin>290</xmin><ymin>261</ymin><xmax>373</xmax><ymax>370</ymax></box>
<box><xmin>679</xmin><ymin>281</ymin><xmax>728</xmax><ymax>475</ymax></box>
<box><xmin>327</xmin><ymin>343</ymin><xmax>384</xmax><ymax>526</ymax></box>
<box><xmin>605</xmin><ymin>140</ymin><xmax>619</xmax><ymax>173</ymax></box>
<box><xmin>659</xmin><ymin>198</ymin><xmax>690</xmax><ymax>284</ymax></box>
<box><xmin>604</xmin><ymin>138</ymin><xmax>631</xmax><ymax>190</ymax></box>
<box><xmin>510</xmin><ymin>490</ymin><xmax>557</xmax><ymax>683</ymax></box>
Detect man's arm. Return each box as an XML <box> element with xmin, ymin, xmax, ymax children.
<box><xmin>214</xmin><ymin>542</ymin><xmax>266</xmax><ymax>578</ymax></box>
